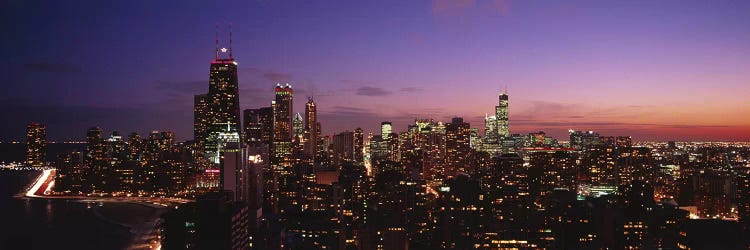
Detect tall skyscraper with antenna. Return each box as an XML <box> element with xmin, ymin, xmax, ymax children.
<box><xmin>194</xmin><ymin>24</ymin><xmax>241</xmax><ymax>165</ymax></box>
<box><xmin>495</xmin><ymin>87</ymin><xmax>509</xmax><ymax>138</ymax></box>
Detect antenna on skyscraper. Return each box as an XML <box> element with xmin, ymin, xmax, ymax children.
<box><xmin>215</xmin><ymin>22</ymin><xmax>219</xmax><ymax>60</ymax></box>
<box><xmin>504</xmin><ymin>85</ymin><xmax>508</xmax><ymax>95</ymax></box>
<box><xmin>228</xmin><ymin>22</ymin><xmax>233</xmax><ymax>59</ymax></box>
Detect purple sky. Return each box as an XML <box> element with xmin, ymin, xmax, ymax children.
<box><xmin>2</xmin><ymin>0</ymin><xmax>749</xmax><ymax>141</ymax></box>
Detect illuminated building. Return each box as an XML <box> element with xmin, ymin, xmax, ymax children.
<box><xmin>271</xmin><ymin>83</ymin><xmax>293</xmax><ymax>168</ymax></box>
<box><xmin>381</xmin><ymin>121</ymin><xmax>392</xmax><ymax>140</ymax></box>
<box><xmin>353</xmin><ymin>127</ymin><xmax>364</xmax><ymax>163</ymax></box>
<box><xmin>496</xmin><ymin>89</ymin><xmax>509</xmax><ymax>138</ymax></box>
<box><xmin>694</xmin><ymin>169</ymin><xmax>734</xmax><ymax>218</ymax></box>
<box><xmin>53</xmin><ymin>151</ymin><xmax>86</xmax><ymax>193</ymax></box>
<box><xmin>303</xmin><ymin>97</ymin><xmax>318</xmax><ymax>159</ymax></box>
<box><xmin>484</xmin><ymin>114</ymin><xmax>498</xmax><ymax>142</ymax></box>
<box><xmin>194</xmin><ymin>94</ymin><xmax>210</xmax><ymax>145</ymax></box>
<box><xmin>243</xmin><ymin>107</ymin><xmax>273</xmax><ymax>145</ymax></box>
<box><xmin>569</xmin><ymin>130</ymin><xmax>601</xmax><ymax>150</ymax></box>
<box><xmin>333</xmin><ymin>131</ymin><xmax>354</xmax><ymax>164</ymax></box>
<box><xmin>193</xmin><ymin>35</ymin><xmax>241</xmax><ymax>167</ymax></box>
<box><xmin>25</xmin><ymin>122</ymin><xmax>46</xmax><ymax>168</ymax></box>
<box><xmin>126</xmin><ymin>132</ymin><xmax>144</xmax><ymax>162</ymax></box>
<box><xmin>445</xmin><ymin>117</ymin><xmax>471</xmax><ymax>176</ymax></box>
<box><xmin>161</xmin><ymin>191</ymin><xmax>250</xmax><ymax>250</ymax></box>
<box><xmin>293</xmin><ymin>112</ymin><xmax>304</xmax><ymax>140</ymax></box>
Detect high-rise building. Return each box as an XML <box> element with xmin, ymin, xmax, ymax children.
<box><xmin>293</xmin><ymin>112</ymin><xmax>304</xmax><ymax>140</ymax></box>
<box><xmin>569</xmin><ymin>130</ymin><xmax>601</xmax><ymax>150</ymax></box>
<box><xmin>26</xmin><ymin>122</ymin><xmax>46</xmax><ymax>168</ymax></box>
<box><xmin>304</xmin><ymin>97</ymin><xmax>318</xmax><ymax>159</ymax></box>
<box><xmin>161</xmin><ymin>191</ymin><xmax>250</xmax><ymax>250</ymax></box>
<box><xmin>484</xmin><ymin>114</ymin><xmax>498</xmax><ymax>142</ymax></box>
<box><xmin>86</xmin><ymin>126</ymin><xmax>102</xmax><ymax>149</ymax></box>
<box><xmin>333</xmin><ymin>131</ymin><xmax>355</xmax><ymax>164</ymax></box>
<box><xmin>222</xmin><ymin>146</ymin><xmax>247</xmax><ymax>201</ymax></box>
<box><xmin>381</xmin><ymin>122</ymin><xmax>393</xmax><ymax>140</ymax></box>
<box><xmin>243</xmin><ymin>107</ymin><xmax>273</xmax><ymax>145</ymax></box>
<box><xmin>272</xmin><ymin>83</ymin><xmax>293</xmax><ymax>167</ymax></box>
<box><xmin>243</xmin><ymin>108</ymin><xmax>261</xmax><ymax>145</ymax></box>
<box><xmin>354</xmin><ymin>128</ymin><xmax>364</xmax><ymax>163</ymax></box>
<box><xmin>495</xmin><ymin>90</ymin><xmax>509</xmax><ymax>138</ymax></box>
<box><xmin>445</xmin><ymin>117</ymin><xmax>471</xmax><ymax>176</ymax></box>
<box><xmin>193</xmin><ymin>38</ymin><xmax>241</xmax><ymax>165</ymax></box>
<box><xmin>194</xmin><ymin>94</ymin><xmax>210</xmax><ymax>145</ymax></box>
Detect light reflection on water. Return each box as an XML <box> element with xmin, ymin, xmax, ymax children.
<box><xmin>1</xmin><ymin>171</ymin><xmax>132</xmax><ymax>250</ymax></box>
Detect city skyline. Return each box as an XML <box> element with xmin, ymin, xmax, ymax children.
<box><xmin>3</xmin><ymin>1</ymin><xmax>750</xmax><ymax>141</ymax></box>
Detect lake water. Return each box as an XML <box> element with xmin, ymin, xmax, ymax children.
<box><xmin>0</xmin><ymin>170</ymin><xmax>133</xmax><ymax>249</ymax></box>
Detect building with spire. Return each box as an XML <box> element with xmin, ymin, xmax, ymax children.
<box><xmin>495</xmin><ymin>87</ymin><xmax>509</xmax><ymax>138</ymax></box>
<box><xmin>304</xmin><ymin>97</ymin><xmax>319</xmax><ymax>160</ymax></box>
<box><xmin>476</xmin><ymin>89</ymin><xmax>510</xmax><ymax>154</ymax></box>
<box><xmin>193</xmin><ymin>25</ymin><xmax>242</xmax><ymax>186</ymax></box>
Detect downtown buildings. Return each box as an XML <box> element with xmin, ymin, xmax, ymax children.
<box><xmin>38</xmin><ymin>37</ymin><xmax>750</xmax><ymax>249</ymax></box>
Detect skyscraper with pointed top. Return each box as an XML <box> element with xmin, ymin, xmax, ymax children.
<box><xmin>304</xmin><ymin>97</ymin><xmax>318</xmax><ymax>160</ymax></box>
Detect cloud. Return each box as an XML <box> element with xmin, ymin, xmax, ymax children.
<box><xmin>340</xmin><ymin>79</ymin><xmax>376</xmax><ymax>85</ymax></box>
<box><xmin>330</xmin><ymin>106</ymin><xmax>371</xmax><ymax>112</ymax></box>
<box><xmin>400</xmin><ymin>87</ymin><xmax>423</xmax><ymax>93</ymax></box>
<box><xmin>356</xmin><ymin>86</ymin><xmax>392</xmax><ymax>96</ymax></box>
<box><xmin>264</xmin><ymin>72</ymin><xmax>292</xmax><ymax>82</ymax></box>
<box><xmin>22</xmin><ymin>62</ymin><xmax>82</xmax><ymax>73</ymax></box>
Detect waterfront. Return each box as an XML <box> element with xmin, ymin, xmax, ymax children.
<box><xmin>0</xmin><ymin>142</ymin><xmax>85</xmax><ymax>163</ymax></box>
<box><xmin>0</xmin><ymin>170</ymin><xmax>158</xmax><ymax>250</ymax></box>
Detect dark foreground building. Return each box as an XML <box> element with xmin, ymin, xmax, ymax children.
<box><xmin>162</xmin><ymin>191</ymin><xmax>249</xmax><ymax>250</ymax></box>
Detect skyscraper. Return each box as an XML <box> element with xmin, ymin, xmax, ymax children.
<box><xmin>354</xmin><ymin>127</ymin><xmax>364</xmax><ymax>163</ymax></box>
<box><xmin>333</xmin><ymin>131</ymin><xmax>355</xmax><ymax>164</ymax></box>
<box><xmin>484</xmin><ymin>114</ymin><xmax>498</xmax><ymax>142</ymax></box>
<box><xmin>381</xmin><ymin>121</ymin><xmax>393</xmax><ymax>140</ymax></box>
<box><xmin>206</xmin><ymin>47</ymin><xmax>241</xmax><ymax>136</ymax></box>
<box><xmin>272</xmin><ymin>83</ymin><xmax>293</xmax><ymax>167</ymax></box>
<box><xmin>495</xmin><ymin>90</ymin><xmax>509</xmax><ymax>138</ymax></box>
<box><xmin>293</xmin><ymin>113</ymin><xmax>304</xmax><ymax>140</ymax></box>
<box><xmin>243</xmin><ymin>107</ymin><xmax>274</xmax><ymax>145</ymax></box>
<box><xmin>193</xmin><ymin>35</ymin><xmax>241</xmax><ymax>165</ymax></box>
<box><xmin>26</xmin><ymin>122</ymin><xmax>46</xmax><ymax>168</ymax></box>
<box><xmin>304</xmin><ymin>97</ymin><xmax>318</xmax><ymax>159</ymax></box>
<box><xmin>445</xmin><ymin>117</ymin><xmax>471</xmax><ymax>176</ymax></box>
<box><xmin>194</xmin><ymin>94</ymin><xmax>210</xmax><ymax>145</ymax></box>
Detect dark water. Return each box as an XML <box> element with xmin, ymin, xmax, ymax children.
<box><xmin>0</xmin><ymin>143</ymin><xmax>86</xmax><ymax>163</ymax></box>
<box><xmin>0</xmin><ymin>171</ymin><xmax>132</xmax><ymax>250</ymax></box>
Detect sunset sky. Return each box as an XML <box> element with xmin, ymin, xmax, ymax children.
<box><xmin>2</xmin><ymin>0</ymin><xmax>749</xmax><ymax>141</ymax></box>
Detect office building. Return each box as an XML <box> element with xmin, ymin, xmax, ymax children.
<box><xmin>26</xmin><ymin>122</ymin><xmax>46</xmax><ymax>167</ymax></box>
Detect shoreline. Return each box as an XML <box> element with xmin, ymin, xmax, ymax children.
<box><xmin>17</xmin><ymin>169</ymin><xmax>178</xmax><ymax>250</ymax></box>
<box><xmin>90</xmin><ymin>201</ymin><xmax>166</xmax><ymax>250</ymax></box>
